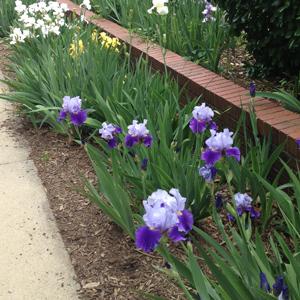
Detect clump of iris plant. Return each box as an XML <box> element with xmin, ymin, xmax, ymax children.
<box><xmin>58</xmin><ymin>96</ymin><xmax>87</xmax><ymax>126</ymax></box>
<box><xmin>202</xmin><ymin>0</ymin><xmax>217</xmax><ymax>22</ymax></box>
<box><xmin>189</xmin><ymin>103</ymin><xmax>217</xmax><ymax>134</ymax></box>
<box><xmin>125</xmin><ymin>120</ymin><xmax>153</xmax><ymax>148</ymax></box>
<box><xmin>135</xmin><ymin>189</ymin><xmax>194</xmax><ymax>253</ymax></box>
<box><xmin>201</xmin><ymin>128</ymin><xmax>240</xmax><ymax>166</ymax></box>
<box><xmin>227</xmin><ymin>192</ymin><xmax>260</xmax><ymax>221</ymax></box>
<box><xmin>260</xmin><ymin>273</ymin><xmax>289</xmax><ymax>300</ymax></box>
<box><xmin>99</xmin><ymin>122</ymin><xmax>122</xmax><ymax>148</ymax></box>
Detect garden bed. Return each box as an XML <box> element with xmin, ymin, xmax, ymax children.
<box><xmin>58</xmin><ymin>0</ymin><xmax>300</xmax><ymax>162</ymax></box>
<box><xmin>3</xmin><ymin>113</ymin><xmax>183</xmax><ymax>300</ymax></box>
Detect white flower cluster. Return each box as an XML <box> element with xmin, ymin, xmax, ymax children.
<box><xmin>10</xmin><ymin>0</ymin><xmax>69</xmax><ymax>44</ymax></box>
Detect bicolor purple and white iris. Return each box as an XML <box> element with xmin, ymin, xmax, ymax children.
<box><xmin>201</xmin><ymin>129</ymin><xmax>240</xmax><ymax>165</ymax></box>
<box><xmin>199</xmin><ymin>164</ymin><xmax>217</xmax><ymax>182</ymax></box>
<box><xmin>125</xmin><ymin>120</ymin><xmax>153</xmax><ymax>148</ymax></box>
<box><xmin>202</xmin><ymin>1</ymin><xmax>217</xmax><ymax>22</ymax></box>
<box><xmin>99</xmin><ymin>122</ymin><xmax>122</xmax><ymax>148</ymax></box>
<box><xmin>228</xmin><ymin>193</ymin><xmax>260</xmax><ymax>221</ymax></box>
<box><xmin>189</xmin><ymin>103</ymin><xmax>217</xmax><ymax>134</ymax></box>
<box><xmin>135</xmin><ymin>189</ymin><xmax>194</xmax><ymax>252</ymax></box>
<box><xmin>58</xmin><ymin>96</ymin><xmax>87</xmax><ymax>126</ymax></box>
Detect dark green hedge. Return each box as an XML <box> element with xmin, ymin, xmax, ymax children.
<box><xmin>215</xmin><ymin>0</ymin><xmax>300</xmax><ymax>77</ymax></box>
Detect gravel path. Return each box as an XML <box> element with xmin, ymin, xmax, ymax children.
<box><xmin>0</xmin><ymin>71</ymin><xmax>80</xmax><ymax>300</ymax></box>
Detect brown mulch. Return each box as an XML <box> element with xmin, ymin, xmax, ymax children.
<box><xmin>2</xmin><ymin>115</ymin><xmax>184</xmax><ymax>300</ymax></box>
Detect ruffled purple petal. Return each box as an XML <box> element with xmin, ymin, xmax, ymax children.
<box><xmin>189</xmin><ymin>118</ymin><xmax>206</xmax><ymax>133</ymax></box>
<box><xmin>209</xmin><ymin>121</ymin><xmax>218</xmax><ymax>131</ymax></box>
<box><xmin>201</xmin><ymin>149</ymin><xmax>222</xmax><ymax>165</ymax></box>
<box><xmin>168</xmin><ymin>226</ymin><xmax>186</xmax><ymax>243</ymax></box>
<box><xmin>296</xmin><ymin>139</ymin><xmax>300</xmax><ymax>149</ymax></box>
<box><xmin>70</xmin><ymin>110</ymin><xmax>87</xmax><ymax>126</ymax></box>
<box><xmin>227</xmin><ymin>213</ymin><xmax>235</xmax><ymax>222</ymax></box>
<box><xmin>250</xmin><ymin>207</ymin><xmax>261</xmax><ymax>219</ymax></box>
<box><xmin>125</xmin><ymin>134</ymin><xmax>139</xmax><ymax>148</ymax></box>
<box><xmin>114</xmin><ymin>126</ymin><xmax>122</xmax><ymax>134</ymax></box>
<box><xmin>226</xmin><ymin>147</ymin><xmax>241</xmax><ymax>161</ymax></box>
<box><xmin>135</xmin><ymin>226</ymin><xmax>162</xmax><ymax>253</ymax></box>
<box><xmin>177</xmin><ymin>210</ymin><xmax>193</xmax><ymax>233</ymax></box>
<box><xmin>107</xmin><ymin>136</ymin><xmax>118</xmax><ymax>149</ymax></box>
<box><xmin>143</xmin><ymin>134</ymin><xmax>153</xmax><ymax>147</ymax></box>
<box><xmin>57</xmin><ymin>110</ymin><xmax>67</xmax><ymax>122</ymax></box>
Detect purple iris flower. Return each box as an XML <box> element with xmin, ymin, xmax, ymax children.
<box><xmin>58</xmin><ymin>96</ymin><xmax>87</xmax><ymax>126</ymax></box>
<box><xmin>189</xmin><ymin>103</ymin><xmax>214</xmax><ymax>134</ymax></box>
<box><xmin>273</xmin><ymin>276</ymin><xmax>289</xmax><ymax>300</ymax></box>
<box><xmin>234</xmin><ymin>193</ymin><xmax>260</xmax><ymax>220</ymax></box>
<box><xmin>201</xmin><ymin>129</ymin><xmax>240</xmax><ymax>165</ymax></box>
<box><xmin>202</xmin><ymin>0</ymin><xmax>217</xmax><ymax>22</ymax></box>
<box><xmin>99</xmin><ymin>122</ymin><xmax>122</xmax><ymax>149</ymax></box>
<box><xmin>296</xmin><ymin>139</ymin><xmax>300</xmax><ymax>149</ymax></box>
<box><xmin>227</xmin><ymin>213</ymin><xmax>235</xmax><ymax>222</ymax></box>
<box><xmin>135</xmin><ymin>189</ymin><xmax>194</xmax><ymax>252</ymax></box>
<box><xmin>199</xmin><ymin>165</ymin><xmax>217</xmax><ymax>182</ymax></box>
<box><xmin>250</xmin><ymin>81</ymin><xmax>256</xmax><ymax>98</ymax></box>
<box><xmin>260</xmin><ymin>272</ymin><xmax>271</xmax><ymax>293</ymax></box>
<box><xmin>125</xmin><ymin>120</ymin><xmax>153</xmax><ymax>148</ymax></box>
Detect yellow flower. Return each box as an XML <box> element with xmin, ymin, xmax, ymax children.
<box><xmin>99</xmin><ymin>32</ymin><xmax>121</xmax><ymax>52</ymax></box>
<box><xmin>91</xmin><ymin>29</ymin><xmax>98</xmax><ymax>42</ymax></box>
<box><xmin>69</xmin><ymin>39</ymin><xmax>85</xmax><ymax>57</ymax></box>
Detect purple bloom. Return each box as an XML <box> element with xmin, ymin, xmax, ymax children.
<box><xmin>215</xmin><ymin>194</ymin><xmax>223</xmax><ymax>210</ymax></box>
<box><xmin>135</xmin><ymin>226</ymin><xmax>162</xmax><ymax>253</ymax></box>
<box><xmin>201</xmin><ymin>129</ymin><xmax>240</xmax><ymax>165</ymax></box>
<box><xmin>199</xmin><ymin>164</ymin><xmax>217</xmax><ymax>182</ymax></box>
<box><xmin>273</xmin><ymin>276</ymin><xmax>289</xmax><ymax>300</ymax></box>
<box><xmin>250</xmin><ymin>81</ymin><xmax>256</xmax><ymax>98</ymax></box>
<box><xmin>125</xmin><ymin>120</ymin><xmax>153</xmax><ymax>148</ymax></box>
<box><xmin>141</xmin><ymin>158</ymin><xmax>148</xmax><ymax>171</ymax></box>
<box><xmin>136</xmin><ymin>189</ymin><xmax>193</xmax><ymax>252</ymax></box>
<box><xmin>227</xmin><ymin>213</ymin><xmax>235</xmax><ymax>222</ymax></box>
<box><xmin>296</xmin><ymin>139</ymin><xmax>300</xmax><ymax>149</ymax></box>
<box><xmin>260</xmin><ymin>272</ymin><xmax>271</xmax><ymax>293</ymax></box>
<box><xmin>234</xmin><ymin>193</ymin><xmax>260</xmax><ymax>220</ymax></box>
<box><xmin>202</xmin><ymin>1</ymin><xmax>217</xmax><ymax>22</ymax></box>
<box><xmin>189</xmin><ymin>103</ymin><xmax>214</xmax><ymax>134</ymax></box>
<box><xmin>99</xmin><ymin>122</ymin><xmax>122</xmax><ymax>149</ymax></box>
<box><xmin>58</xmin><ymin>96</ymin><xmax>87</xmax><ymax>126</ymax></box>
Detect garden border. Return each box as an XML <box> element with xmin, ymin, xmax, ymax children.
<box><xmin>58</xmin><ymin>0</ymin><xmax>300</xmax><ymax>161</ymax></box>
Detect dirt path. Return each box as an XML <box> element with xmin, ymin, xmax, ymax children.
<box><xmin>0</xmin><ymin>71</ymin><xmax>80</xmax><ymax>299</ymax></box>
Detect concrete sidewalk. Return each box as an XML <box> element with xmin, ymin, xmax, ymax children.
<box><xmin>0</xmin><ymin>72</ymin><xmax>80</xmax><ymax>299</ymax></box>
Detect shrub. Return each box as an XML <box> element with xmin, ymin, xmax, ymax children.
<box><xmin>215</xmin><ymin>0</ymin><xmax>300</xmax><ymax>77</ymax></box>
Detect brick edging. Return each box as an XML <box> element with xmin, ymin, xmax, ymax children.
<box><xmin>57</xmin><ymin>0</ymin><xmax>300</xmax><ymax>160</ymax></box>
